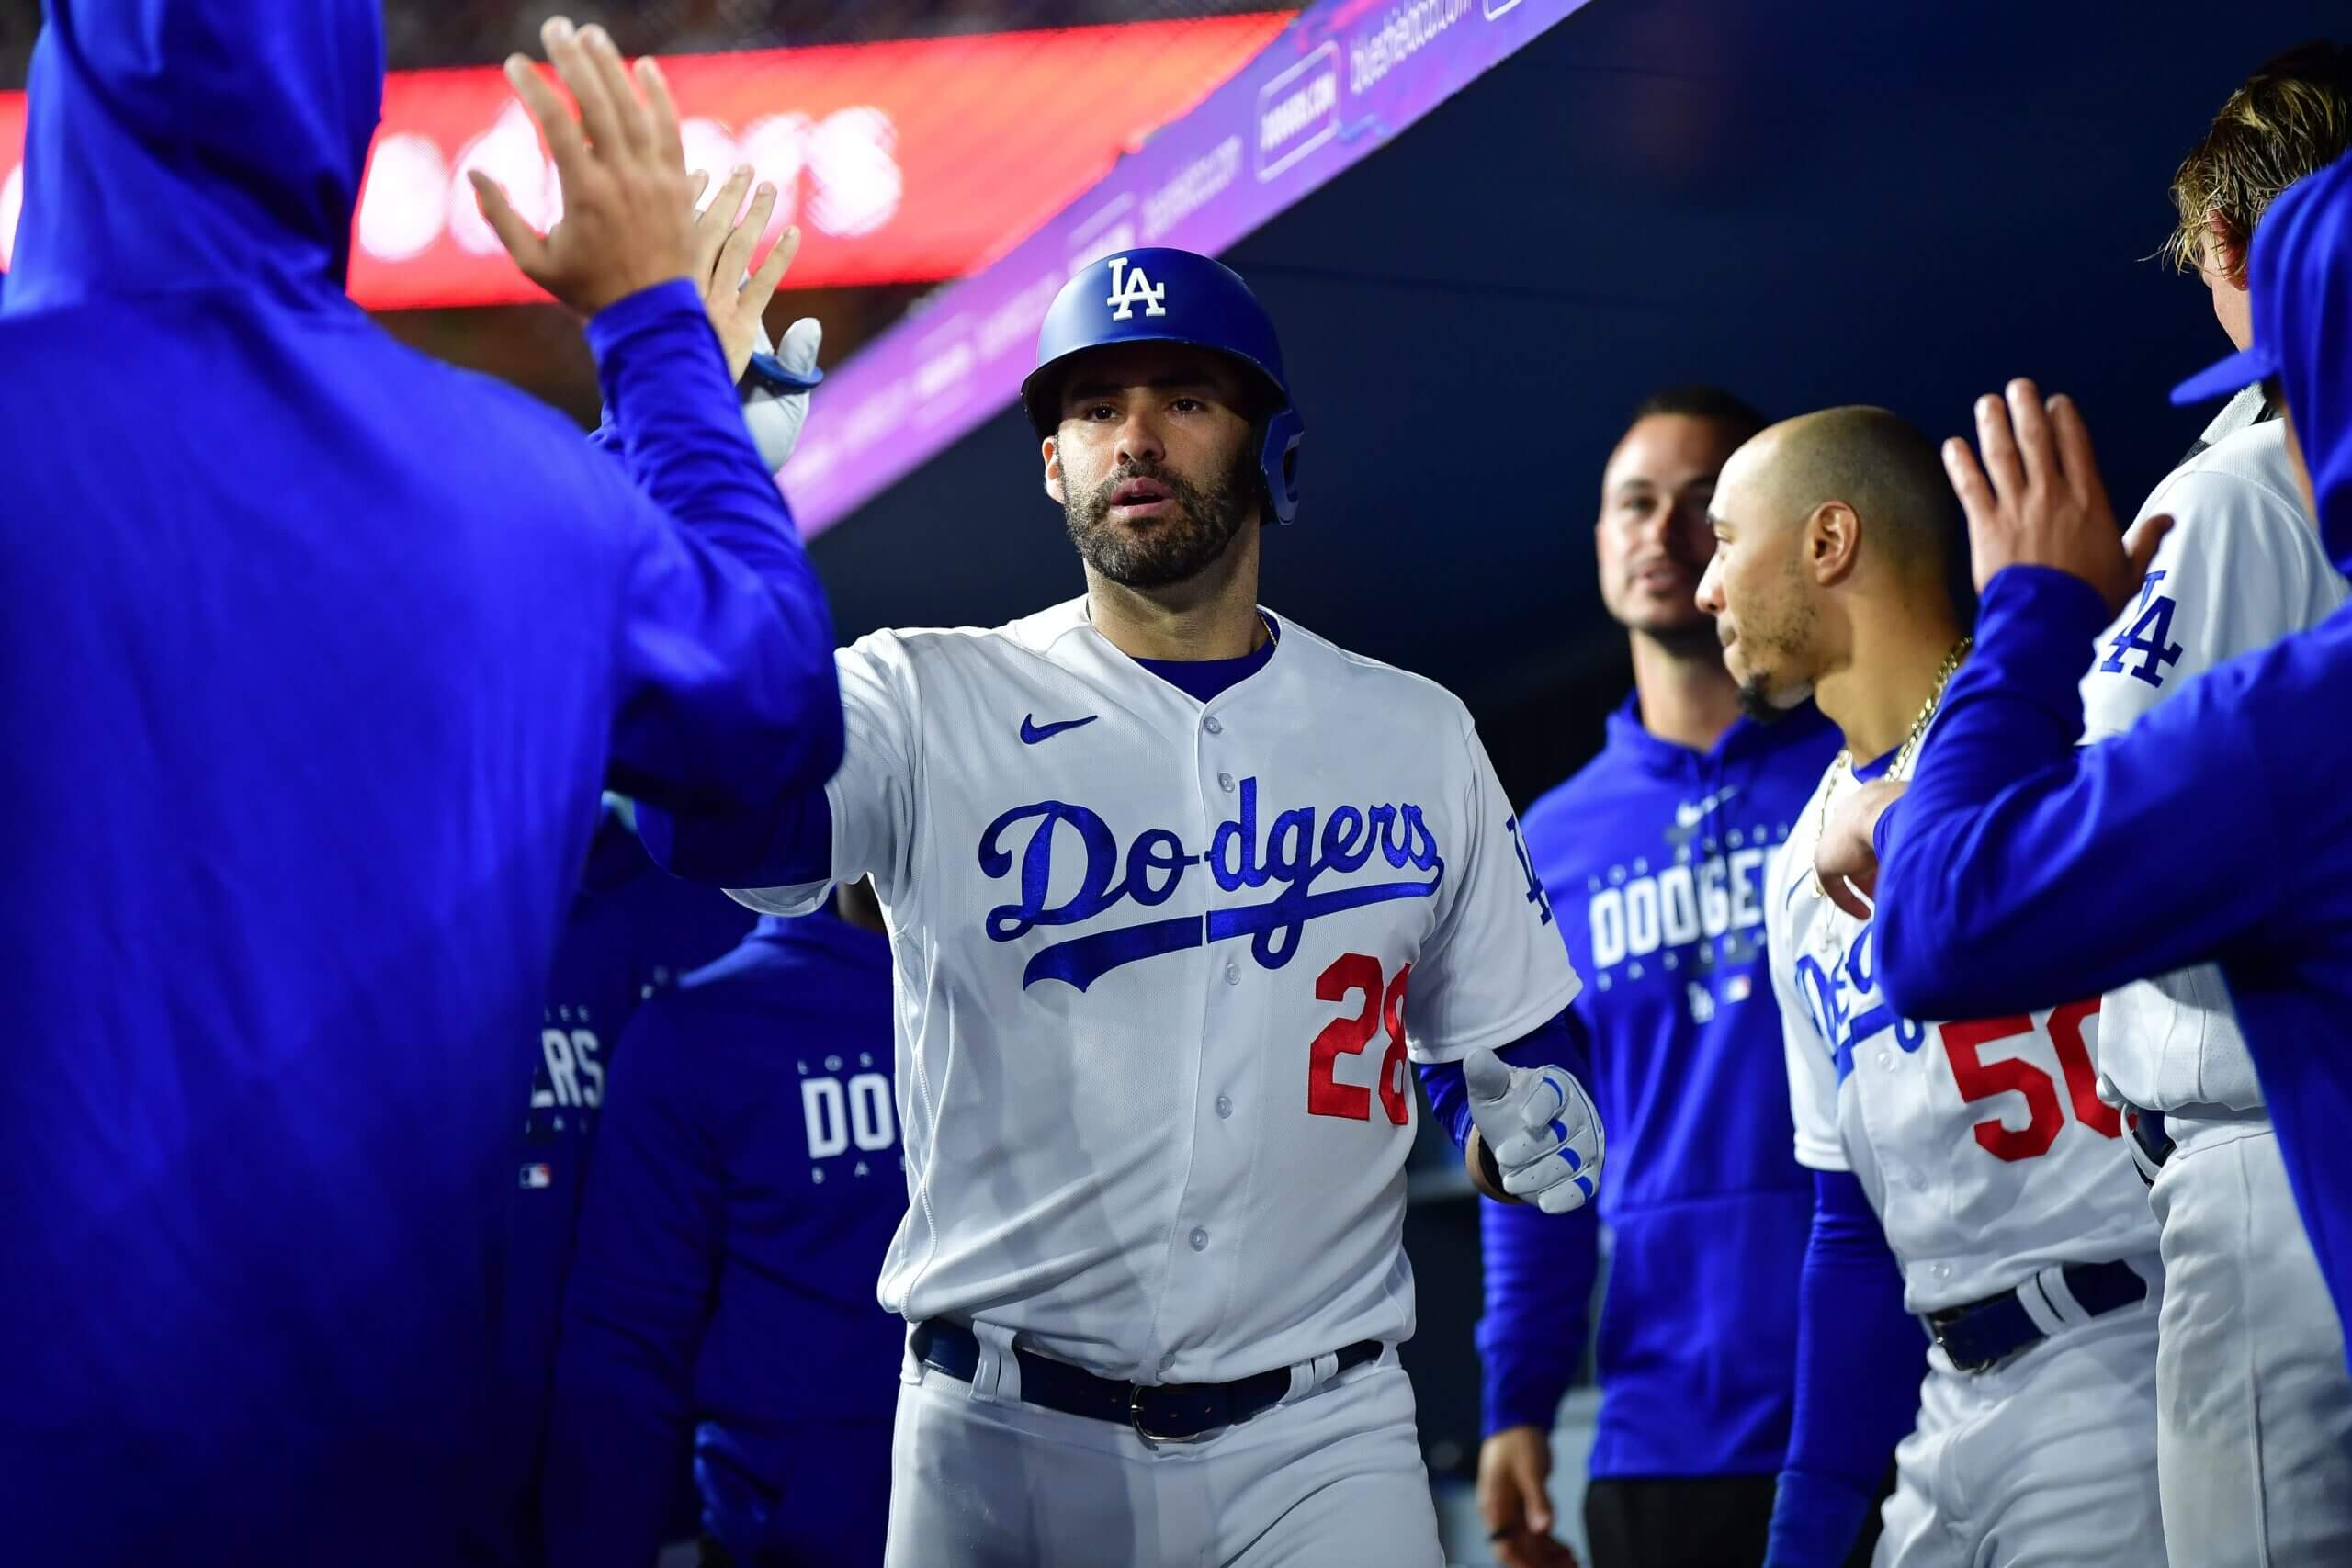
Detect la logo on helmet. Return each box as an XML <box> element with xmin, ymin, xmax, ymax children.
<box><xmin>1104</xmin><ymin>255</ymin><xmax>1169</xmax><ymax>321</ymax></box>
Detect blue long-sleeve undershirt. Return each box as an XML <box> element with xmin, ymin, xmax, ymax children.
<box><xmin>1766</xmin><ymin>1170</ymin><xmax>1921</xmax><ymax>1568</ymax></box>
<box><xmin>1415</xmin><ymin>1007</ymin><xmax>1596</xmax><ymax>1153</ymax></box>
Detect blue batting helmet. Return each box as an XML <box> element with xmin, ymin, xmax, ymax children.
<box><xmin>1021</xmin><ymin>248</ymin><xmax>1305</xmax><ymax>525</ymax></box>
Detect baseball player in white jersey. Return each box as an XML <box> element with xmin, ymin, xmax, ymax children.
<box><xmin>641</xmin><ymin>247</ymin><xmax>1602</xmax><ymax>1567</ymax></box>
<box><xmin>1696</xmin><ymin>407</ymin><xmax>2164</xmax><ymax>1566</ymax></box>
<box><xmin>2064</xmin><ymin>50</ymin><xmax>2352</xmax><ymax>1562</ymax></box>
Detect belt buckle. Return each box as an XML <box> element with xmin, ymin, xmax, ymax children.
<box><xmin>1926</xmin><ymin>1311</ymin><xmax>1995</xmax><ymax>1376</ymax></box>
<box><xmin>1129</xmin><ymin>1384</ymin><xmax>1208</xmax><ymax>1446</ymax></box>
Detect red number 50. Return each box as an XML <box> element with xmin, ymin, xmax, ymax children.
<box><xmin>1941</xmin><ymin>998</ymin><xmax>2118</xmax><ymax>1163</ymax></box>
<box><xmin>1307</xmin><ymin>953</ymin><xmax>1412</xmax><ymax>1126</ymax></box>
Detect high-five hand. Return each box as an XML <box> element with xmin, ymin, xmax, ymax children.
<box><xmin>686</xmin><ymin>165</ymin><xmax>804</xmax><ymax>385</ymax></box>
<box><xmin>470</xmin><ymin>17</ymin><xmax>695</xmax><ymax>317</ymax></box>
<box><xmin>1941</xmin><ymin>379</ymin><xmax>2173</xmax><ymax>616</ymax></box>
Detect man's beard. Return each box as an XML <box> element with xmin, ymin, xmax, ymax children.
<box><xmin>1736</xmin><ymin>676</ymin><xmax>1795</xmax><ymax>723</ymax></box>
<box><xmin>1730</xmin><ymin>584</ymin><xmax>1817</xmax><ymax>724</ymax></box>
<box><xmin>1734</xmin><ymin>660</ymin><xmax>1815</xmax><ymax>724</ymax></box>
<box><xmin>1063</xmin><ymin>444</ymin><xmax>1257</xmax><ymax>590</ymax></box>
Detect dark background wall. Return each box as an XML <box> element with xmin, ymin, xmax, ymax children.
<box><xmin>811</xmin><ymin>0</ymin><xmax>2344</xmax><ymax>813</ymax></box>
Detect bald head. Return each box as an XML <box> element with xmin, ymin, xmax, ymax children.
<box><xmin>1698</xmin><ymin>406</ymin><xmax>1970</xmax><ymax>721</ymax></box>
<box><xmin>1730</xmin><ymin>406</ymin><xmax>1961</xmax><ymax>582</ymax></box>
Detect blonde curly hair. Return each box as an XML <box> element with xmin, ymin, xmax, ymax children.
<box><xmin>2163</xmin><ymin>41</ymin><xmax>2352</xmax><ymax>281</ymax></box>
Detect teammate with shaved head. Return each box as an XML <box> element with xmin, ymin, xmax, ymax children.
<box><xmin>1478</xmin><ymin>389</ymin><xmax>1890</xmax><ymax>1568</ymax></box>
<box><xmin>1700</xmin><ymin>410</ymin><xmax>2163</xmax><ymax>1567</ymax></box>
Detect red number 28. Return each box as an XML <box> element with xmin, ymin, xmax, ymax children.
<box><xmin>1306</xmin><ymin>953</ymin><xmax>1412</xmax><ymax>1126</ymax></box>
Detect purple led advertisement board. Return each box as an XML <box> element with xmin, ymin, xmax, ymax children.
<box><xmin>783</xmin><ymin>0</ymin><xmax>1598</xmax><ymax>536</ymax></box>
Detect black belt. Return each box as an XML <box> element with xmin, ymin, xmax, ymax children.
<box><xmin>1925</xmin><ymin>1258</ymin><xmax>2149</xmax><ymax>1374</ymax></box>
<box><xmin>910</xmin><ymin>1320</ymin><xmax>1381</xmax><ymax>1443</ymax></box>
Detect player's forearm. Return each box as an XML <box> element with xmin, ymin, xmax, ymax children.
<box><xmin>1767</xmin><ymin>1171</ymin><xmax>1918</xmax><ymax>1568</ymax></box>
<box><xmin>1876</xmin><ymin>567</ymin><xmax>2279</xmax><ymax>1019</ymax></box>
<box><xmin>539</xmin><ymin>1370</ymin><xmax>694</xmax><ymax>1568</ymax></box>
<box><xmin>543</xmin><ymin>1269</ymin><xmax>708</xmax><ymax>1565</ymax></box>
<box><xmin>1475</xmin><ymin>1195</ymin><xmax>1596</xmax><ymax>1434</ymax></box>
<box><xmin>587</xmin><ymin>279</ymin><xmax>810</xmax><ymax>584</ymax></box>
<box><xmin>1417</xmin><ymin>1009</ymin><xmax>1595</xmax><ymax>1152</ymax></box>
<box><xmin>594</xmin><ymin>281</ymin><xmax>842</xmax><ymax>817</ymax></box>
<box><xmin>637</xmin><ymin>783</ymin><xmax>834</xmax><ymax>888</ymax></box>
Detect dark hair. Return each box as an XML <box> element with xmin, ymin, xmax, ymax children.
<box><xmin>2164</xmin><ymin>40</ymin><xmax>2352</xmax><ymax>280</ymax></box>
<box><xmin>1625</xmin><ymin>385</ymin><xmax>1769</xmax><ymax>447</ymax></box>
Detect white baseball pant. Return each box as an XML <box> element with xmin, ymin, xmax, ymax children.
<box><xmin>1874</xmin><ymin>1270</ymin><xmax>2164</xmax><ymax>1567</ymax></box>
<box><xmin>2150</xmin><ymin>1118</ymin><xmax>2352</xmax><ymax>1567</ymax></box>
<box><xmin>882</xmin><ymin>1326</ymin><xmax>1443</xmax><ymax>1568</ymax></box>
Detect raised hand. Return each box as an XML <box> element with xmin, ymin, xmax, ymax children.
<box><xmin>469</xmin><ymin>17</ymin><xmax>696</xmax><ymax>318</ymax></box>
<box><xmin>1941</xmin><ymin>379</ymin><xmax>2173</xmax><ymax>615</ymax></box>
<box><xmin>687</xmin><ymin>165</ymin><xmax>803</xmax><ymax>385</ymax></box>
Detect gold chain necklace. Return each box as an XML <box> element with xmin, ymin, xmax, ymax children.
<box><xmin>1806</xmin><ymin>636</ymin><xmax>1973</xmax><ymax>901</ymax></box>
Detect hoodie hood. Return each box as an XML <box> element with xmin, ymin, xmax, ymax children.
<box><xmin>2273</xmin><ymin>153</ymin><xmax>2352</xmax><ymax>574</ymax></box>
<box><xmin>3</xmin><ymin>0</ymin><xmax>382</xmax><ymax>314</ymax></box>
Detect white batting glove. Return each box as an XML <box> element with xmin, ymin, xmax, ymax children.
<box><xmin>1464</xmin><ymin>1047</ymin><xmax>1604</xmax><ymax>1214</ymax></box>
<box><xmin>741</xmin><ymin>315</ymin><xmax>821</xmax><ymax>474</ymax></box>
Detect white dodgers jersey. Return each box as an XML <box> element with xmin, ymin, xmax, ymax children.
<box><xmin>1768</xmin><ymin>750</ymin><xmax>2156</xmax><ymax>1313</ymax></box>
<box><xmin>2081</xmin><ymin>409</ymin><xmax>2346</xmax><ymax>1118</ymax></box>
<box><xmin>729</xmin><ymin>600</ymin><xmax>1580</xmax><ymax>1382</ymax></box>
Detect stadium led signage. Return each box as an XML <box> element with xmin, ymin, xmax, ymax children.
<box><xmin>0</xmin><ymin>15</ymin><xmax>1291</xmax><ymax>307</ymax></box>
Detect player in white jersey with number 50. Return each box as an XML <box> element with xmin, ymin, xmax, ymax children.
<box><xmin>1695</xmin><ymin>408</ymin><xmax>2164</xmax><ymax>1568</ymax></box>
<box><xmin>641</xmin><ymin>247</ymin><xmax>1604</xmax><ymax>1568</ymax></box>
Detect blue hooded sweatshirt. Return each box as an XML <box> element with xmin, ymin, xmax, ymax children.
<box><xmin>503</xmin><ymin>808</ymin><xmax>757</xmax><ymax>1562</ymax></box>
<box><xmin>1871</xmin><ymin>151</ymin><xmax>2352</xmax><ymax>1354</ymax></box>
<box><xmin>1481</xmin><ymin>697</ymin><xmax>1843</xmax><ymax>1477</ymax></box>
<box><xmin>543</xmin><ymin>910</ymin><xmax>905</xmax><ymax>1568</ymax></box>
<box><xmin>0</xmin><ymin>3</ymin><xmax>842</xmax><ymax>1560</ymax></box>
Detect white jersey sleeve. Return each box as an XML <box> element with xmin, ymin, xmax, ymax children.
<box><xmin>1400</xmin><ymin>717</ymin><xmax>1582</xmax><ymax>1063</ymax></box>
<box><xmin>727</xmin><ymin>630</ymin><xmax>922</xmax><ymax>917</ymax></box>
<box><xmin>1767</xmin><ymin>830</ymin><xmax>1848</xmax><ymax>1172</ymax></box>
<box><xmin>2080</xmin><ymin>421</ymin><xmax>2346</xmax><ymax>1115</ymax></box>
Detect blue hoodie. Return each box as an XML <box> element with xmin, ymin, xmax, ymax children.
<box><xmin>1482</xmin><ymin>697</ymin><xmax>1843</xmax><ymax>1477</ymax></box>
<box><xmin>1871</xmin><ymin>152</ymin><xmax>2352</xmax><ymax>1351</ymax></box>
<box><xmin>0</xmin><ymin>3</ymin><xmax>842</xmax><ymax>1560</ymax></box>
<box><xmin>543</xmin><ymin>911</ymin><xmax>904</xmax><ymax>1568</ymax></box>
<box><xmin>503</xmin><ymin>809</ymin><xmax>757</xmax><ymax>1562</ymax></box>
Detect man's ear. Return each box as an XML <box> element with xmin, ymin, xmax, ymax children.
<box><xmin>1043</xmin><ymin>434</ymin><xmax>1065</xmax><ymax>504</ymax></box>
<box><xmin>2207</xmin><ymin>213</ymin><xmax>2250</xmax><ymax>290</ymax></box>
<box><xmin>1809</xmin><ymin>502</ymin><xmax>1861</xmax><ymax>587</ymax></box>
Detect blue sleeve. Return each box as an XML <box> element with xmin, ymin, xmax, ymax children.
<box><xmin>1873</xmin><ymin>565</ymin><xmax>2292</xmax><ymax>1020</ymax></box>
<box><xmin>586</xmin><ymin>280</ymin><xmax>843</xmax><ymax>817</ymax></box>
<box><xmin>1476</xmin><ymin>1190</ymin><xmax>1597</xmax><ymax>1435</ymax></box>
<box><xmin>1765</xmin><ymin>1170</ymin><xmax>1920</xmax><ymax>1568</ymax></box>
<box><xmin>1415</xmin><ymin>1007</ymin><xmax>1595</xmax><ymax>1153</ymax></box>
<box><xmin>540</xmin><ymin>1001</ymin><xmax>721</xmax><ymax>1568</ymax></box>
<box><xmin>636</xmin><ymin>783</ymin><xmax>834</xmax><ymax>889</ymax></box>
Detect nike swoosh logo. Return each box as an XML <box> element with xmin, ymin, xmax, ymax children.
<box><xmin>1020</xmin><ymin>714</ymin><xmax>1101</xmax><ymax>745</ymax></box>
<box><xmin>1673</xmin><ymin>785</ymin><xmax>1739</xmax><ymax>829</ymax></box>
